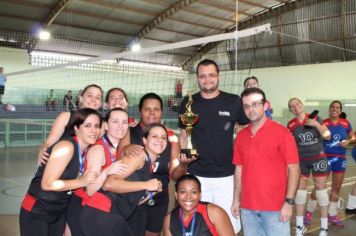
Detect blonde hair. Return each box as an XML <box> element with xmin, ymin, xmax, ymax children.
<box><xmin>288</xmin><ymin>97</ymin><xmax>303</xmax><ymax>111</ymax></box>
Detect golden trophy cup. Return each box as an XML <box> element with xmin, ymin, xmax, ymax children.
<box><xmin>179</xmin><ymin>91</ymin><xmax>199</xmax><ymax>158</ymax></box>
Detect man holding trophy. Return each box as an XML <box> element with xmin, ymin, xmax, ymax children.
<box><xmin>178</xmin><ymin>59</ymin><xmax>249</xmax><ymax>234</ymax></box>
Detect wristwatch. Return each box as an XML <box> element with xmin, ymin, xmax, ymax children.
<box><xmin>285</xmin><ymin>198</ymin><xmax>295</xmax><ymax>205</ymax></box>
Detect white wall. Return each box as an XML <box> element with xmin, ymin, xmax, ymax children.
<box><xmin>250</xmin><ymin>61</ymin><xmax>356</xmax><ymax>117</ymax></box>
<box><xmin>186</xmin><ymin>61</ymin><xmax>356</xmax><ymax>116</ymax></box>
<box><xmin>0</xmin><ymin>47</ymin><xmax>186</xmax><ymax>104</ymax></box>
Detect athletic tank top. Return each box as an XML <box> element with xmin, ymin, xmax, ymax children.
<box><xmin>170</xmin><ymin>202</ymin><xmax>218</xmax><ymax>236</ymax></box>
<box><xmin>74</xmin><ymin>135</ymin><xmax>118</xmax><ymax>203</ymax></box>
<box><xmin>102</xmin><ymin>153</ymin><xmax>152</xmax><ymax>219</ymax></box>
<box><xmin>24</xmin><ymin>136</ymin><xmax>80</xmax><ymax>217</ymax></box>
<box><xmin>130</xmin><ymin>124</ymin><xmax>172</xmax><ymax>201</ymax></box>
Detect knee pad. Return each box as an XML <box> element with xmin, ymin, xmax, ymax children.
<box><xmin>295</xmin><ymin>189</ymin><xmax>308</xmax><ymax>205</ymax></box>
<box><xmin>316</xmin><ymin>189</ymin><xmax>329</xmax><ymax>207</ymax></box>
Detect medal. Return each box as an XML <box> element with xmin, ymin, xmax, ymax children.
<box><xmin>147</xmin><ymin>191</ymin><xmax>155</xmax><ymax>206</ymax></box>
<box><xmin>147</xmin><ymin>198</ymin><xmax>155</xmax><ymax>206</ymax></box>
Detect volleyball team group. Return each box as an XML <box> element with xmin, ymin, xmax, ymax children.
<box><xmin>18</xmin><ymin>59</ymin><xmax>356</xmax><ymax>236</ymax></box>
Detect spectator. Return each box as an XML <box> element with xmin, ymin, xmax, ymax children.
<box><xmin>175</xmin><ymin>80</ymin><xmax>182</xmax><ymax>99</ymax></box>
<box><xmin>167</xmin><ymin>95</ymin><xmax>173</xmax><ymax>110</ymax></box>
<box><xmin>75</xmin><ymin>89</ymin><xmax>82</xmax><ymax>108</ymax></box>
<box><xmin>0</xmin><ymin>67</ymin><xmax>7</xmax><ymax>105</ymax></box>
<box><xmin>46</xmin><ymin>89</ymin><xmax>57</xmax><ymax>111</ymax></box>
<box><xmin>63</xmin><ymin>90</ymin><xmax>76</xmax><ymax>111</ymax></box>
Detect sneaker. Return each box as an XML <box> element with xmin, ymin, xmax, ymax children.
<box><xmin>345</xmin><ymin>208</ymin><xmax>356</xmax><ymax>214</ymax></box>
<box><xmin>319</xmin><ymin>228</ymin><xmax>328</xmax><ymax>236</ymax></box>
<box><xmin>304</xmin><ymin>211</ymin><xmax>312</xmax><ymax>225</ymax></box>
<box><xmin>296</xmin><ymin>225</ymin><xmax>306</xmax><ymax>236</ymax></box>
<box><xmin>328</xmin><ymin>215</ymin><xmax>344</xmax><ymax>227</ymax></box>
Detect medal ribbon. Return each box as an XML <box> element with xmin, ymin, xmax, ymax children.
<box><xmin>179</xmin><ymin>208</ymin><xmax>196</xmax><ymax>236</ymax></box>
<box><xmin>73</xmin><ymin>136</ymin><xmax>85</xmax><ymax>175</ymax></box>
<box><xmin>102</xmin><ymin>135</ymin><xmax>117</xmax><ymax>163</ymax></box>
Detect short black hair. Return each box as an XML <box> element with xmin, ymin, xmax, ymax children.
<box><xmin>175</xmin><ymin>174</ymin><xmax>201</xmax><ymax>192</ymax></box>
<box><xmin>67</xmin><ymin>108</ymin><xmax>102</xmax><ymax>136</ymax></box>
<box><xmin>241</xmin><ymin>87</ymin><xmax>266</xmax><ymax>104</ymax></box>
<box><xmin>196</xmin><ymin>59</ymin><xmax>219</xmax><ymax>76</ymax></box>
<box><xmin>139</xmin><ymin>93</ymin><xmax>163</xmax><ymax>111</ymax></box>
<box><xmin>243</xmin><ymin>76</ymin><xmax>259</xmax><ymax>88</ymax></box>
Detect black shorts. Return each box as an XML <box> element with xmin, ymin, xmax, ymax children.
<box><xmin>67</xmin><ymin>195</ymin><xmax>84</xmax><ymax>236</ymax></box>
<box><xmin>300</xmin><ymin>157</ymin><xmax>329</xmax><ymax>177</ymax></box>
<box><xmin>79</xmin><ymin>206</ymin><xmax>134</xmax><ymax>236</ymax></box>
<box><xmin>0</xmin><ymin>85</ymin><xmax>4</xmax><ymax>95</ymax></box>
<box><xmin>127</xmin><ymin>193</ymin><xmax>169</xmax><ymax>234</ymax></box>
<box><xmin>19</xmin><ymin>207</ymin><xmax>66</xmax><ymax>236</ymax></box>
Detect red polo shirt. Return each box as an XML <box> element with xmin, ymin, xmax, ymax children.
<box><xmin>233</xmin><ymin>119</ymin><xmax>299</xmax><ymax>211</ymax></box>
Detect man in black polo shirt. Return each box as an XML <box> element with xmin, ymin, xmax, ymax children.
<box><xmin>178</xmin><ymin>59</ymin><xmax>249</xmax><ymax>233</ymax></box>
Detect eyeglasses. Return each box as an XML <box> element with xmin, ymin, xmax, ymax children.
<box><xmin>198</xmin><ymin>73</ymin><xmax>219</xmax><ymax>79</ymax></box>
<box><xmin>243</xmin><ymin>101</ymin><xmax>264</xmax><ymax>110</ymax></box>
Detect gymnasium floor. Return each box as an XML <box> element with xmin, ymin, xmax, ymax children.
<box><xmin>0</xmin><ymin>146</ymin><xmax>355</xmax><ymax>236</ymax></box>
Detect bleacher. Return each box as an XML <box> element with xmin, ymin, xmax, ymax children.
<box><xmin>0</xmin><ymin>104</ymin><xmax>61</xmax><ymax>120</ymax></box>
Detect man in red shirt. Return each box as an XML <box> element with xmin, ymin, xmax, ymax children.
<box><xmin>231</xmin><ymin>87</ymin><xmax>300</xmax><ymax>236</ymax></box>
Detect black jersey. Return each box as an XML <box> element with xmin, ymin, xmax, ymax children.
<box><xmin>178</xmin><ymin>91</ymin><xmax>249</xmax><ymax>177</ymax></box>
<box><xmin>169</xmin><ymin>202</ymin><xmax>217</xmax><ymax>236</ymax></box>
<box><xmin>24</xmin><ymin>136</ymin><xmax>79</xmax><ymax>218</ymax></box>
<box><xmin>104</xmin><ymin>153</ymin><xmax>152</xmax><ymax>219</ymax></box>
<box><xmin>130</xmin><ymin>124</ymin><xmax>171</xmax><ymax>200</ymax></box>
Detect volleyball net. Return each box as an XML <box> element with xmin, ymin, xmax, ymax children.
<box><xmin>0</xmin><ymin>16</ymin><xmax>355</xmax><ymax>148</ymax></box>
<box><xmin>0</xmin><ymin>24</ymin><xmax>269</xmax><ymax>116</ymax></box>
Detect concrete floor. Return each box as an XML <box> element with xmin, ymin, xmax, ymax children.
<box><xmin>0</xmin><ymin>146</ymin><xmax>355</xmax><ymax>236</ymax></box>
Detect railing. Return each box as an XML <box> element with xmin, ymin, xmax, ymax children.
<box><xmin>0</xmin><ymin>118</ymin><xmax>180</xmax><ymax>148</ymax></box>
<box><xmin>0</xmin><ymin>119</ymin><xmax>52</xmax><ymax>148</ymax></box>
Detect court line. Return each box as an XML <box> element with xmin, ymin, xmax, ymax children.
<box><xmin>306</xmin><ymin>214</ymin><xmax>356</xmax><ymax>233</ymax></box>
<box><xmin>0</xmin><ymin>176</ymin><xmax>27</xmax><ymax>187</ymax></box>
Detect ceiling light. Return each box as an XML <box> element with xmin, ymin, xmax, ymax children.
<box><xmin>131</xmin><ymin>43</ymin><xmax>141</xmax><ymax>52</ymax></box>
<box><xmin>38</xmin><ymin>30</ymin><xmax>51</xmax><ymax>40</ymax></box>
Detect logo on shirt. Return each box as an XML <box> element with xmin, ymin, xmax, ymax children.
<box><xmin>218</xmin><ymin>111</ymin><xmax>230</xmax><ymax>116</ymax></box>
<box><xmin>327</xmin><ymin>134</ymin><xmax>341</xmax><ymax>147</ymax></box>
<box><xmin>298</xmin><ymin>132</ymin><xmax>318</xmax><ymax>145</ymax></box>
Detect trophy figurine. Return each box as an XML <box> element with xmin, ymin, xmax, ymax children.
<box><xmin>179</xmin><ymin>91</ymin><xmax>199</xmax><ymax>158</ymax></box>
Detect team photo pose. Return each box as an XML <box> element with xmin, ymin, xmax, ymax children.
<box><xmin>79</xmin><ymin>123</ymin><xmax>167</xmax><ymax>236</ymax></box>
<box><xmin>19</xmin><ymin>108</ymin><xmax>102</xmax><ymax>236</ymax></box>
<box><xmin>163</xmin><ymin>174</ymin><xmax>235</xmax><ymax>236</ymax></box>
<box><xmin>38</xmin><ymin>84</ymin><xmax>103</xmax><ymax>165</ymax></box>
<box><xmin>67</xmin><ymin>108</ymin><xmax>129</xmax><ymax>235</ymax></box>
<box><xmin>120</xmin><ymin>93</ymin><xmax>190</xmax><ymax>236</ymax></box>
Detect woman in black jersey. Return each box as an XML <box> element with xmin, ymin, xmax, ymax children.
<box><xmin>79</xmin><ymin>123</ymin><xmax>167</xmax><ymax>236</ymax></box>
<box><xmin>163</xmin><ymin>174</ymin><xmax>234</xmax><ymax>236</ymax></box>
<box><xmin>67</xmin><ymin>108</ymin><xmax>129</xmax><ymax>236</ymax></box>
<box><xmin>37</xmin><ymin>84</ymin><xmax>103</xmax><ymax>165</ymax></box>
<box><xmin>19</xmin><ymin>108</ymin><xmax>102</xmax><ymax>236</ymax></box>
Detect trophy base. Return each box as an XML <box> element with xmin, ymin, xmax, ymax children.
<box><xmin>181</xmin><ymin>148</ymin><xmax>198</xmax><ymax>158</ymax></box>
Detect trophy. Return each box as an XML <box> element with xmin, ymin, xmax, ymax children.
<box><xmin>179</xmin><ymin>91</ymin><xmax>199</xmax><ymax>158</ymax></box>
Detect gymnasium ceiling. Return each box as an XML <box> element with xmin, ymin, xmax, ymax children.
<box><xmin>0</xmin><ymin>0</ymin><xmax>355</xmax><ymax>70</ymax></box>
<box><xmin>0</xmin><ymin>0</ymin><xmax>288</xmax><ymax>46</ymax></box>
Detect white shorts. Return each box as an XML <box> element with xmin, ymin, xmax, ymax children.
<box><xmin>196</xmin><ymin>175</ymin><xmax>241</xmax><ymax>233</ymax></box>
